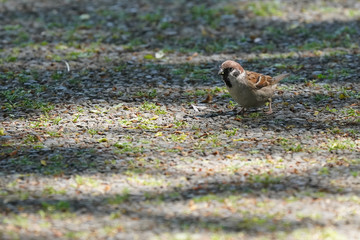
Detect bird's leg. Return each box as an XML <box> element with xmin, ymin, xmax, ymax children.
<box><xmin>236</xmin><ymin>107</ymin><xmax>246</xmax><ymax>115</ymax></box>
<box><xmin>265</xmin><ymin>99</ymin><xmax>273</xmax><ymax>114</ymax></box>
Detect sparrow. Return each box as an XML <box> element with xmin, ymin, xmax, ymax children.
<box><xmin>218</xmin><ymin>60</ymin><xmax>289</xmax><ymax>114</ymax></box>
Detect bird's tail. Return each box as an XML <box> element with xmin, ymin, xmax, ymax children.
<box><xmin>273</xmin><ymin>73</ymin><xmax>290</xmax><ymax>84</ymax></box>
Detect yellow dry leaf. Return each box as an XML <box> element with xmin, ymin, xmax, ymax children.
<box><xmin>233</xmin><ymin>138</ymin><xmax>245</xmax><ymax>142</ymax></box>
<box><xmin>155</xmin><ymin>132</ymin><xmax>163</xmax><ymax>137</ymax></box>
<box><xmin>339</xmin><ymin>93</ymin><xmax>348</xmax><ymax>100</ymax></box>
<box><xmin>0</xmin><ymin>128</ymin><xmax>5</xmax><ymax>136</ymax></box>
<box><xmin>188</xmin><ymin>200</ymin><xmax>197</xmax><ymax>211</ymax></box>
<box><xmin>201</xmin><ymin>28</ymin><xmax>207</xmax><ymax>36</ymax></box>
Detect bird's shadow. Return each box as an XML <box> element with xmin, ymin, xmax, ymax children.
<box><xmin>196</xmin><ymin>107</ymin><xmax>269</xmax><ymax>119</ymax></box>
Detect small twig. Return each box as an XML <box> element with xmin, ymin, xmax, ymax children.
<box><xmin>191</xmin><ymin>104</ymin><xmax>199</xmax><ymax>112</ymax></box>
<box><xmin>63</xmin><ymin>61</ymin><xmax>70</xmax><ymax>72</ymax></box>
<box><xmin>191</xmin><ymin>104</ymin><xmax>207</xmax><ymax>112</ymax></box>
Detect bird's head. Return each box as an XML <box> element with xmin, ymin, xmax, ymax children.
<box><xmin>218</xmin><ymin>60</ymin><xmax>244</xmax><ymax>75</ymax></box>
<box><xmin>218</xmin><ymin>60</ymin><xmax>245</xmax><ymax>87</ymax></box>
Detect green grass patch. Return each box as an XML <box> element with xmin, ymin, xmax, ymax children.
<box><xmin>327</xmin><ymin>138</ymin><xmax>357</xmax><ymax>151</ymax></box>
<box><xmin>108</xmin><ymin>188</ymin><xmax>130</xmax><ymax>204</ymax></box>
<box><xmin>244</xmin><ymin>1</ymin><xmax>283</xmax><ymax>17</ymax></box>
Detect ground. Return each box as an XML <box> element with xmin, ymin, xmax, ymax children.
<box><xmin>0</xmin><ymin>0</ymin><xmax>360</xmax><ymax>239</ymax></box>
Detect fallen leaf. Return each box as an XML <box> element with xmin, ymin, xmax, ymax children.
<box><xmin>174</xmin><ymin>146</ymin><xmax>183</xmax><ymax>150</ymax></box>
<box><xmin>9</xmin><ymin>150</ymin><xmax>18</xmax><ymax>157</ymax></box>
<box><xmin>79</xmin><ymin>14</ymin><xmax>90</xmax><ymax>20</ymax></box>
<box><xmin>202</xmin><ymin>94</ymin><xmax>213</xmax><ymax>103</ymax></box>
<box><xmin>188</xmin><ymin>200</ymin><xmax>196</xmax><ymax>210</ymax></box>
<box><xmin>155</xmin><ymin>50</ymin><xmax>165</xmax><ymax>59</ymax></box>
<box><xmin>98</xmin><ymin>138</ymin><xmax>108</xmax><ymax>142</ymax></box>
<box><xmin>144</xmin><ymin>54</ymin><xmax>155</xmax><ymax>60</ymax></box>
<box><xmin>155</xmin><ymin>132</ymin><xmax>163</xmax><ymax>137</ymax></box>
<box><xmin>339</xmin><ymin>93</ymin><xmax>348</xmax><ymax>99</ymax></box>
<box><xmin>233</xmin><ymin>138</ymin><xmax>245</xmax><ymax>141</ymax></box>
<box><xmin>104</xmin><ymin>185</ymin><xmax>111</xmax><ymax>192</ymax></box>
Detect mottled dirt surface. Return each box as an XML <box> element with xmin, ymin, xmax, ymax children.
<box><xmin>0</xmin><ymin>0</ymin><xmax>360</xmax><ymax>239</ymax></box>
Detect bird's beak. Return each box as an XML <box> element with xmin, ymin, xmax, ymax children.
<box><xmin>218</xmin><ymin>69</ymin><xmax>224</xmax><ymax>75</ymax></box>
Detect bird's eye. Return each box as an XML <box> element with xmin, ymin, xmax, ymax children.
<box><xmin>229</xmin><ymin>68</ymin><xmax>233</xmax><ymax>71</ymax></box>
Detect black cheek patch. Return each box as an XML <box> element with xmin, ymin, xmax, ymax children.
<box><xmin>224</xmin><ymin>77</ymin><xmax>232</xmax><ymax>88</ymax></box>
<box><xmin>232</xmin><ymin>70</ymin><xmax>240</xmax><ymax>77</ymax></box>
<box><xmin>222</xmin><ymin>68</ymin><xmax>232</xmax><ymax>88</ymax></box>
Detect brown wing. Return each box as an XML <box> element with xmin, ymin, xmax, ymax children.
<box><xmin>246</xmin><ymin>71</ymin><xmax>274</xmax><ymax>89</ymax></box>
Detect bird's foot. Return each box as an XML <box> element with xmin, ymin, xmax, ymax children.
<box><xmin>265</xmin><ymin>109</ymin><xmax>273</xmax><ymax>115</ymax></box>
<box><xmin>236</xmin><ymin>107</ymin><xmax>246</xmax><ymax>115</ymax></box>
<box><xmin>265</xmin><ymin>99</ymin><xmax>273</xmax><ymax>114</ymax></box>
